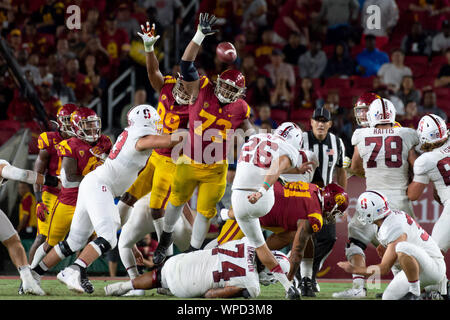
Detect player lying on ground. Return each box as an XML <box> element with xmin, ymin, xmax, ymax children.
<box><xmin>105</xmin><ymin>238</ymin><xmax>290</xmax><ymax>298</ymax></box>
<box><xmin>338</xmin><ymin>191</ymin><xmax>447</xmax><ymax>300</ymax></box>
<box><xmin>0</xmin><ymin>159</ymin><xmax>59</xmax><ymax>295</ymax></box>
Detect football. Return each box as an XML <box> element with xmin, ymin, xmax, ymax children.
<box><xmin>216</xmin><ymin>42</ymin><xmax>237</xmax><ymax>64</ymax></box>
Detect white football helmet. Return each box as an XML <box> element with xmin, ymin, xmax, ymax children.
<box><xmin>416</xmin><ymin>114</ymin><xmax>448</xmax><ymax>146</ymax></box>
<box><xmin>259</xmin><ymin>251</ymin><xmax>290</xmax><ymax>286</ymax></box>
<box><xmin>356</xmin><ymin>191</ymin><xmax>391</xmax><ymax>225</ymax></box>
<box><xmin>127</xmin><ymin>104</ymin><xmax>162</xmax><ymax>135</ymax></box>
<box><xmin>273</xmin><ymin>122</ymin><xmax>303</xmax><ymax>151</ymax></box>
<box><xmin>367</xmin><ymin>98</ymin><xmax>396</xmax><ymax>127</ymax></box>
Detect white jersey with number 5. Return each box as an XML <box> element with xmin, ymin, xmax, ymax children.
<box><xmin>413</xmin><ymin>139</ymin><xmax>450</xmax><ymax>205</ymax></box>
<box><xmin>91</xmin><ymin>126</ymin><xmax>154</xmax><ymax>197</ymax></box>
<box><xmin>352</xmin><ymin>127</ymin><xmax>419</xmax><ymax>191</ymax></box>
<box><xmin>161</xmin><ymin>238</ymin><xmax>260</xmax><ymax>298</ymax></box>
<box><xmin>377</xmin><ymin>210</ymin><xmax>443</xmax><ymax>259</ymax></box>
<box><xmin>233</xmin><ymin>133</ymin><xmax>301</xmax><ymax>190</ymax></box>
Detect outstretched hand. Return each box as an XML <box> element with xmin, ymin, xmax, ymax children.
<box><xmin>137</xmin><ymin>21</ymin><xmax>160</xmax><ymax>52</ymax></box>
<box><xmin>197</xmin><ymin>12</ymin><xmax>219</xmax><ymax>36</ymax></box>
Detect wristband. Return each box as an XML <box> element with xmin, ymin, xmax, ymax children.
<box><xmin>192</xmin><ymin>28</ymin><xmax>205</xmax><ymax>46</ymax></box>
<box><xmin>44</xmin><ymin>174</ymin><xmax>59</xmax><ymax>188</ymax></box>
<box><xmin>257</xmin><ymin>187</ymin><xmax>267</xmax><ymax>196</ymax></box>
<box><xmin>263</xmin><ymin>181</ymin><xmax>271</xmax><ymax>189</ymax></box>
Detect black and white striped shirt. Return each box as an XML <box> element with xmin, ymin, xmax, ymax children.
<box><xmin>302</xmin><ymin>131</ymin><xmax>346</xmax><ymax>187</ymax></box>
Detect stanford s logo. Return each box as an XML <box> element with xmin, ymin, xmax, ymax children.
<box><xmin>102</xmin><ymin>185</ymin><xmax>107</xmax><ymax>192</ymax></box>
<box><xmin>143</xmin><ymin>108</ymin><xmax>151</xmax><ymax>119</ymax></box>
<box><xmin>361</xmin><ymin>198</ymin><xmax>368</xmax><ymax>209</ymax></box>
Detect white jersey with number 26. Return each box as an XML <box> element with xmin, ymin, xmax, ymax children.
<box><xmin>352</xmin><ymin>127</ymin><xmax>419</xmax><ymax>191</ymax></box>
<box><xmin>233</xmin><ymin>133</ymin><xmax>301</xmax><ymax>190</ymax></box>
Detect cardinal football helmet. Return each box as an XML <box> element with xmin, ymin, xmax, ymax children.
<box><xmin>214</xmin><ymin>69</ymin><xmax>246</xmax><ymax>104</ymax></box>
<box><xmin>56</xmin><ymin>103</ymin><xmax>78</xmax><ymax>136</ymax></box>
<box><xmin>321</xmin><ymin>183</ymin><xmax>349</xmax><ymax>224</ymax></box>
<box><xmin>417</xmin><ymin>113</ymin><xmax>448</xmax><ymax>148</ymax></box>
<box><xmin>71</xmin><ymin>107</ymin><xmax>101</xmax><ymax>143</ymax></box>
<box><xmin>274</xmin><ymin>122</ymin><xmax>303</xmax><ymax>151</ymax></box>
<box><xmin>367</xmin><ymin>98</ymin><xmax>396</xmax><ymax>127</ymax></box>
<box><xmin>354</xmin><ymin>92</ymin><xmax>379</xmax><ymax>127</ymax></box>
<box><xmin>259</xmin><ymin>251</ymin><xmax>290</xmax><ymax>286</ymax></box>
<box><xmin>172</xmin><ymin>74</ymin><xmax>191</xmax><ymax>105</ymax></box>
<box><xmin>356</xmin><ymin>191</ymin><xmax>391</xmax><ymax>225</ymax></box>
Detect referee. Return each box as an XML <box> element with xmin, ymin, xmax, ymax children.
<box><xmin>299</xmin><ymin>107</ymin><xmax>347</xmax><ymax>297</ymax></box>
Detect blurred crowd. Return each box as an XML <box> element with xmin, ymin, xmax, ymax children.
<box><xmin>0</xmin><ymin>0</ymin><xmax>449</xmax><ymax>156</ymax></box>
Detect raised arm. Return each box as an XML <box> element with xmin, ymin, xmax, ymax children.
<box><xmin>137</xmin><ymin>22</ymin><xmax>164</xmax><ymax>93</ymax></box>
<box><xmin>180</xmin><ymin>13</ymin><xmax>219</xmax><ymax>102</ymax></box>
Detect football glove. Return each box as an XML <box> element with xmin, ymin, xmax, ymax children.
<box><xmin>137</xmin><ymin>21</ymin><xmax>160</xmax><ymax>53</ymax></box>
<box><xmin>343</xmin><ymin>156</ymin><xmax>351</xmax><ymax>169</ymax></box>
<box><xmin>36</xmin><ymin>202</ymin><xmax>48</xmax><ymax>222</ymax></box>
<box><xmin>192</xmin><ymin>13</ymin><xmax>219</xmax><ymax>45</ymax></box>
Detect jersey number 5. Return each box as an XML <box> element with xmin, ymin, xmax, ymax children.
<box><xmin>365</xmin><ymin>136</ymin><xmax>403</xmax><ymax>168</ymax></box>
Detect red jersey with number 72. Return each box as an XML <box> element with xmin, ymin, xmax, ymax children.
<box><xmin>154</xmin><ymin>75</ymin><xmax>190</xmax><ymax>159</ymax></box>
<box><xmin>56</xmin><ymin>135</ymin><xmax>112</xmax><ymax>206</ymax></box>
<box><xmin>351</xmin><ymin>126</ymin><xmax>419</xmax><ymax>191</ymax></box>
<box><xmin>232</xmin><ymin>133</ymin><xmax>302</xmax><ymax>190</ymax></box>
<box><xmin>259</xmin><ymin>181</ymin><xmax>324</xmax><ymax>234</ymax></box>
<box><xmin>183</xmin><ymin>77</ymin><xmax>251</xmax><ymax>164</ymax></box>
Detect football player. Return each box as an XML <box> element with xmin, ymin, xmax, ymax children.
<box><xmin>226</xmin><ymin>122</ymin><xmax>316</xmax><ymax>299</ymax></box>
<box><xmin>30</xmin><ymin>107</ymin><xmax>112</xmax><ymax>273</ymax></box>
<box><xmin>117</xmin><ymin>192</ymin><xmax>194</xmax><ymax>296</ymax></box>
<box><xmin>117</xmin><ymin>22</ymin><xmax>190</xmax><ymax>239</ymax></box>
<box><xmin>153</xmin><ymin>13</ymin><xmax>256</xmax><ymax>264</ymax></box>
<box><xmin>0</xmin><ymin>160</ymin><xmax>59</xmax><ymax>295</ymax></box>
<box><xmin>28</xmin><ymin>103</ymin><xmax>78</xmax><ymax>267</ymax></box>
<box><xmin>104</xmin><ymin>237</ymin><xmax>290</xmax><ymax>299</ymax></box>
<box><xmin>338</xmin><ymin>191</ymin><xmax>447</xmax><ymax>300</ymax></box>
<box><xmin>32</xmin><ymin>105</ymin><xmax>185</xmax><ymax>294</ymax></box>
<box><xmin>408</xmin><ymin>114</ymin><xmax>450</xmax><ymax>255</ymax></box>
<box><xmin>220</xmin><ymin>180</ymin><xmax>348</xmax><ymax>278</ymax></box>
<box><xmin>334</xmin><ymin>97</ymin><xmax>420</xmax><ymax>298</ymax></box>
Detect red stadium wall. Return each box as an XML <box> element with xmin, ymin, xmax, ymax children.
<box><xmin>319</xmin><ymin>177</ymin><xmax>450</xmax><ymax>279</ymax></box>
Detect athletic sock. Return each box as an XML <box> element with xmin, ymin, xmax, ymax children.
<box><xmin>352</xmin><ymin>275</ymin><xmax>365</xmax><ymax>289</ymax></box>
<box><xmin>300</xmin><ymin>258</ymin><xmax>313</xmax><ymax>279</ymax></box>
<box><xmin>190</xmin><ymin>214</ymin><xmax>210</xmax><ymax>249</ymax></box>
<box><xmin>271</xmin><ymin>264</ymin><xmax>292</xmax><ymax>291</ymax></box>
<box><xmin>409</xmin><ymin>280</ymin><xmax>420</xmax><ymax>296</ymax></box>
<box><xmin>30</xmin><ymin>243</ymin><xmax>47</xmax><ymax>269</ymax></box>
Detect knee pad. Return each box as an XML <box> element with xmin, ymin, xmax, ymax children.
<box><xmin>91</xmin><ymin>237</ymin><xmax>113</xmax><ymax>256</ymax></box>
<box><xmin>55</xmin><ymin>240</ymin><xmax>74</xmax><ymax>259</ymax></box>
<box><xmin>345</xmin><ymin>238</ymin><xmax>366</xmax><ymax>260</ymax></box>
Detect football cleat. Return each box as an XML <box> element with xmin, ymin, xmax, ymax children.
<box><xmin>399</xmin><ymin>292</ymin><xmax>421</xmax><ymax>300</ymax></box>
<box><xmin>332</xmin><ymin>287</ymin><xmax>367</xmax><ymax>298</ymax></box>
<box><xmin>21</xmin><ymin>270</ymin><xmax>45</xmax><ymax>296</ymax></box>
<box><xmin>153</xmin><ymin>231</ymin><xmax>173</xmax><ymax>265</ymax></box>
<box><xmin>286</xmin><ymin>285</ymin><xmax>302</xmax><ymax>300</ymax></box>
<box><xmin>312</xmin><ymin>279</ymin><xmax>320</xmax><ymax>292</ymax></box>
<box><xmin>104</xmin><ymin>281</ymin><xmax>132</xmax><ymax>296</ymax></box>
<box><xmin>18</xmin><ymin>269</ymin><xmax>41</xmax><ymax>295</ymax></box>
<box><xmin>299</xmin><ymin>277</ymin><xmax>316</xmax><ymax>297</ymax></box>
<box><xmin>122</xmin><ymin>289</ymin><xmax>145</xmax><ymax>297</ymax></box>
<box><xmin>57</xmin><ymin>265</ymin><xmax>93</xmax><ymax>294</ymax></box>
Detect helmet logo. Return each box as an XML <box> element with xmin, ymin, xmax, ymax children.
<box><xmin>360</xmin><ymin>198</ymin><xmax>367</xmax><ymax>209</ymax></box>
<box><xmin>335</xmin><ymin>193</ymin><xmax>346</xmax><ymax>206</ymax></box>
<box><xmin>161</xmin><ymin>94</ymin><xmax>167</xmax><ymax>101</ymax></box>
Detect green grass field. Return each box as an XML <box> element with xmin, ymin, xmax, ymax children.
<box><xmin>0</xmin><ymin>277</ymin><xmax>388</xmax><ymax>300</ymax></box>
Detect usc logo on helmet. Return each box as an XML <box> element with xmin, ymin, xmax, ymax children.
<box><xmin>335</xmin><ymin>193</ymin><xmax>347</xmax><ymax>206</ymax></box>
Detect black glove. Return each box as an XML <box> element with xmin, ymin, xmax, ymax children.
<box><xmin>198</xmin><ymin>12</ymin><xmax>219</xmax><ymax>36</ymax></box>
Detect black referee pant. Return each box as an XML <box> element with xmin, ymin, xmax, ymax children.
<box><xmin>312</xmin><ymin>222</ymin><xmax>336</xmax><ymax>282</ymax></box>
